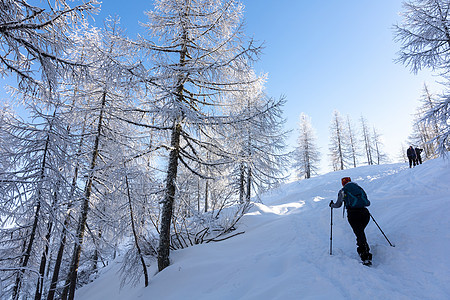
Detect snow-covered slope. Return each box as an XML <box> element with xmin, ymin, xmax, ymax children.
<box><xmin>76</xmin><ymin>158</ymin><xmax>450</xmax><ymax>300</ymax></box>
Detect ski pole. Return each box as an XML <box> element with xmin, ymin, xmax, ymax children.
<box><xmin>370</xmin><ymin>213</ymin><xmax>395</xmax><ymax>247</ymax></box>
<box><xmin>330</xmin><ymin>207</ymin><xmax>333</xmax><ymax>255</ymax></box>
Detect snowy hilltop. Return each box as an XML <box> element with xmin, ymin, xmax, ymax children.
<box><xmin>76</xmin><ymin>158</ymin><xmax>450</xmax><ymax>300</ymax></box>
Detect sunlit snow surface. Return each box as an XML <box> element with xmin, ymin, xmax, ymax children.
<box><xmin>77</xmin><ymin>158</ymin><xmax>450</xmax><ymax>300</ymax></box>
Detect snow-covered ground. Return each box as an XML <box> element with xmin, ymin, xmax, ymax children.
<box><xmin>76</xmin><ymin>158</ymin><xmax>450</xmax><ymax>300</ymax></box>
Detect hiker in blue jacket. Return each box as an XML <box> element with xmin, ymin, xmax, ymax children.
<box><xmin>329</xmin><ymin>177</ymin><xmax>372</xmax><ymax>265</ymax></box>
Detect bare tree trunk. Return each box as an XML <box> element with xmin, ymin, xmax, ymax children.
<box><xmin>125</xmin><ymin>174</ymin><xmax>149</xmax><ymax>287</ymax></box>
<box><xmin>158</xmin><ymin>122</ymin><xmax>182</xmax><ymax>272</ymax></box>
<box><xmin>361</xmin><ymin>117</ymin><xmax>373</xmax><ymax>165</ymax></box>
<box><xmin>92</xmin><ymin>230</ymin><xmax>100</xmax><ymax>273</ymax></box>
<box><xmin>13</xmin><ymin>237</ymin><xmax>27</xmax><ymax>296</ymax></box>
<box><xmin>13</xmin><ymin>204</ymin><xmax>41</xmax><ymax>300</ymax></box>
<box><xmin>424</xmin><ymin>84</ymin><xmax>440</xmax><ymax>156</ymax></box>
<box><xmin>305</xmin><ymin>160</ymin><xmax>311</xmax><ymax>179</ymax></box>
<box><xmin>157</xmin><ymin>17</ymin><xmax>188</xmax><ymax>271</ymax></box>
<box><xmin>47</xmin><ymin>121</ymin><xmax>85</xmax><ymax>300</ymax></box>
<box><xmin>63</xmin><ymin>92</ymin><xmax>107</xmax><ymax>300</ymax></box>
<box><xmin>204</xmin><ymin>180</ymin><xmax>209</xmax><ymax>212</ymax></box>
<box><xmin>197</xmin><ymin>178</ymin><xmax>201</xmax><ymax>212</ymax></box>
<box><xmin>304</xmin><ymin>140</ymin><xmax>311</xmax><ymax>179</ymax></box>
<box><xmin>34</xmin><ymin>191</ymin><xmax>57</xmax><ymax>300</ymax></box>
<box><xmin>46</xmin><ymin>211</ymin><xmax>69</xmax><ymax>300</ymax></box>
<box><xmin>246</xmin><ymin>167</ymin><xmax>252</xmax><ymax>202</ymax></box>
<box><xmin>34</xmin><ymin>215</ymin><xmax>53</xmax><ymax>300</ymax></box>
<box><xmin>346</xmin><ymin>116</ymin><xmax>357</xmax><ymax>168</ymax></box>
<box><xmin>373</xmin><ymin>128</ymin><xmax>381</xmax><ymax>165</ymax></box>
<box><xmin>239</xmin><ymin>164</ymin><xmax>245</xmax><ymax>203</ymax></box>
<box><xmin>336</xmin><ymin>127</ymin><xmax>344</xmax><ymax>170</ymax></box>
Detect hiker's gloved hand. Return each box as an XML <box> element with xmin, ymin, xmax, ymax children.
<box><xmin>329</xmin><ymin>201</ymin><xmax>334</xmax><ymax>207</ymax></box>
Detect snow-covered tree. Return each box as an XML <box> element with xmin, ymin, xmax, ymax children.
<box><xmin>244</xmin><ymin>94</ymin><xmax>290</xmax><ymax>198</ymax></box>
<box><xmin>398</xmin><ymin>143</ymin><xmax>409</xmax><ymax>163</ymax></box>
<box><xmin>410</xmin><ymin>83</ymin><xmax>449</xmax><ymax>157</ymax></box>
<box><xmin>421</xmin><ymin>89</ymin><xmax>450</xmax><ymax>155</ymax></box>
<box><xmin>0</xmin><ymin>1</ymin><xmax>286</xmax><ymax>297</ymax></box>
<box><xmin>394</xmin><ymin>0</ymin><xmax>450</xmax><ymax>74</ymax></box>
<box><xmin>410</xmin><ymin>84</ymin><xmax>440</xmax><ymax>158</ymax></box>
<box><xmin>0</xmin><ymin>101</ymin><xmax>74</xmax><ymax>300</ymax></box>
<box><xmin>395</xmin><ymin>0</ymin><xmax>450</xmax><ymax>155</ymax></box>
<box><xmin>0</xmin><ymin>0</ymin><xmax>98</xmax><ymax>90</ymax></box>
<box><xmin>137</xmin><ymin>0</ymin><xmax>262</xmax><ymax>272</ymax></box>
<box><xmin>346</xmin><ymin>115</ymin><xmax>360</xmax><ymax>168</ymax></box>
<box><xmin>329</xmin><ymin>110</ymin><xmax>348</xmax><ymax>171</ymax></box>
<box><xmin>360</xmin><ymin>116</ymin><xmax>374</xmax><ymax>165</ymax></box>
<box><xmin>0</xmin><ymin>17</ymin><xmax>157</xmax><ymax>296</ymax></box>
<box><xmin>409</xmin><ymin>119</ymin><xmax>434</xmax><ymax>161</ymax></box>
<box><xmin>372</xmin><ymin>127</ymin><xmax>389</xmax><ymax>164</ymax></box>
<box><xmin>60</xmin><ymin>22</ymin><xmax>149</xmax><ymax>299</ymax></box>
<box><xmin>227</xmin><ymin>81</ymin><xmax>290</xmax><ymax>202</ymax></box>
<box><xmin>293</xmin><ymin>113</ymin><xmax>321</xmax><ymax>179</ymax></box>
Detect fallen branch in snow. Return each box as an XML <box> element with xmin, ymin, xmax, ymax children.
<box><xmin>205</xmin><ymin>231</ymin><xmax>245</xmax><ymax>243</ymax></box>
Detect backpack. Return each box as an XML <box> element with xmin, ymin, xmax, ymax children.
<box><xmin>343</xmin><ymin>182</ymin><xmax>370</xmax><ymax>208</ymax></box>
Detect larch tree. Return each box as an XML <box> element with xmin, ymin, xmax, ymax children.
<box><xmin>372</xmin><ymin>127</ymin><xmax>388</xmax><ymax>164</ymax></box>
<box><xmin>394</xmin><ymin>0</ymin><xmax>450</xmax><ymax>74</ymax></box>
<box><xmin>411</xmin><ymin>83</ymin><xmax>445</xmax><ymax>158</ymax></box>
<box><xmin>245</xmin><ymin>95</ymin><xmax>290</xmax><ymax>198</ymax></box>
<box><xmin>395</xmin><ymin>0</ymin><xmax>450</xmax><ymax>155</ymax></box>
<box><xmin>58</xmin><ymin>21</ymin><xmax>147</xmax><ymax>300</ymax></box>
<box><xmin>346</xmin><ymin>115</ymin><xmax>360</xmax><ymax>168</ymax></box>
<box><xmin>0</xmin><ymin>99</ymin><xmax>74</xmax><ymax>300</ymax></box>
<box><xmin>293</xmin><ymin>113</ymin><xmax>321</xmax><ymax>179</ymax></box>
<box><xmin>0</xmin><ymin>0</ymin><xmax>98</xmax><ymax>91</ymax></box>
<box><xmin>421</xmin><ymin>84</ymin><xmax>441</xmax><ymax>141</ymax></box>
<box><xmin>226</xmin><ymin>76</ymin><xmax>290</xmax><ymax>202</ymax></box>
<box><xmin>360</xmin><ymin>115</ymin><xmax>374</xmax><ymax>165</ymax></box>
<box><xmin>137</xmin><ymin>0</ymin><xmax>262</xmax><ymax>272</ymax></box>
<box><xmin>0</xmin><ymin>18</ymin><xmax>153</xmax><ymax>297</ymax></box>
<box><xmin>408</xmin><ymin>84</ymin><xmax>439</xmax><ymax>158</ymax></box>
<box><xmin>0</xmin><ymin>0</ymin><xmax>290</xmax><ymax>297</ymax></box>
<box><xmin>329</xmin><ymin>110</ymin><xmax>348</xmax><ymax>171</ymax></box>
<box><xmin>242</xmin><ymin>95</ymin><xmax>290</xmax><ymax>199</ymax></box>
<box><xmin>421</xmin><ymin>91</ymin><xmax>450</xmax><ymax>155</ymax></box>
<box><xmin>398</xmin><ymin>143</ymin><xmax>409</xmax><ymax>163</ymax></box>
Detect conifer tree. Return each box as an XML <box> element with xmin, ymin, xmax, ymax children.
<box><xmin>372</xmin><ymin>127</ymin><xmax>388</xmax><ymax>164</ymax></box>
<box><xmin>395</xmin><ymin>0</ymin><xmax>450</xmax><ymax>155</ymax></box>
<box><xmin>293</xmin><ymin>113</ymin><xmax>321</xmax><ymax>179</ymax></box>
<box><xmin>59</xmin><ymin>21</ymin><xmax>147</xmax><ymax>300</ymax></box>
<box><xmin>346</xmin><ymin>115</ymin><xmax>360</xmax><ymax>168</ymax></box>
<box><xmin>137</xmin><ymin>0</ymin><xmax>262</xmax><ymax>272</ymax></box>
<box><xmin>395</xmin><ymin>0</ymin><xmax>450</xmax><ymax>74</ymax></box>
<box><xmin>0</xmin><ymin>0</ymin><xmax>98</xmax><ymax>90</ymax></box>
<box><xmin>329</xmin><ymin>110</ymin><xmax>348</xmax><ymax>171</ymax></box>
<box><xmin>0</xmin><ymin>102</ymin><xmax>73</xmax><ymax>300</ymax></box>
<box><xmin>411</xmin><ymin>84</ymin><xmax>442</xmax><ymax>158</ymax></box>
<box><xmin>360</xmin><ymin>116</ymin><xmax>374</xmax><ymax>165</ymax></box>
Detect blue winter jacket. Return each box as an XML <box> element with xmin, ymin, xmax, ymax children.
<box><xmin>330</xmin><ymin>182</ymin><xmax>370</xmax><ymax>209</ymax></box>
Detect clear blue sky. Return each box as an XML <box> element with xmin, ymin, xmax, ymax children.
<box><xmin>2</xmin><ymin>1</ymin><xmax>442</xmax><ymax>173</ymax></box>
<box><xmin>243</xmin><ymin>0</ymin><xmax>443</xmax><ymax>170</ymax></box>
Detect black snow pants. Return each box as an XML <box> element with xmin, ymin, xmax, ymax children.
<box><xmin>347</xmin><ymin>207</ymin><xmax>372</xmax><ymax>261</ymax></box>
<box><xmin>408</xmin><ymin>156</ymin><xmax>416</xmax><ymax>168</ymax></box>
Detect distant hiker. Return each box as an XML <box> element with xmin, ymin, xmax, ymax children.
<box><xmin>406</xmin><ymin>146</ymin><xmax>417</xmax><ymax>168</ymax></box>
<box><xmin>329</xmin><ymin>177</ymin><xmax>372</xmax><ymax>266</ymax></box>
<box><xmin>415</xmin><ymin>147</ymin><xmax>423</xmax><ymax>165</ymax></box>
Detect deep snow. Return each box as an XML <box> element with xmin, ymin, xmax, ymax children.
<box><xmin>76</xmin><ymin>158</ymin><xmax>450</xmax><ymax>300</ymax></box>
